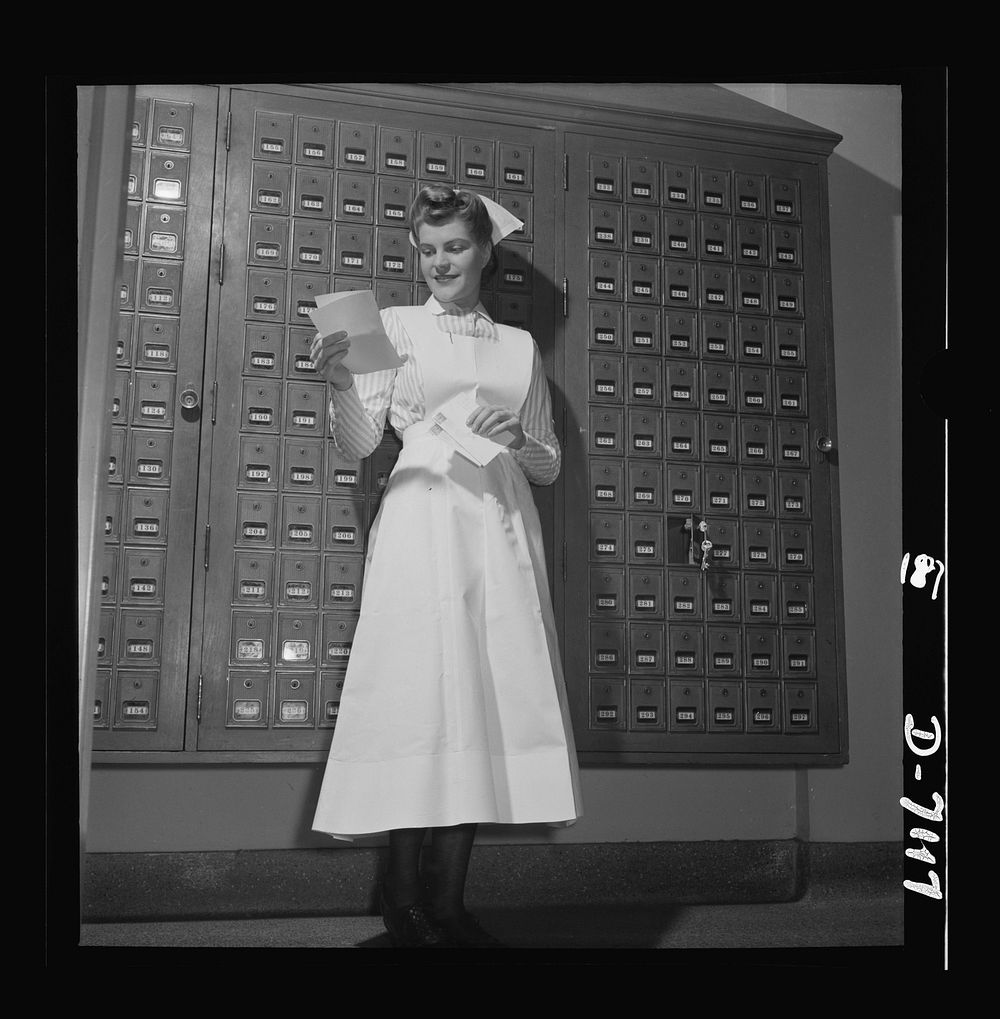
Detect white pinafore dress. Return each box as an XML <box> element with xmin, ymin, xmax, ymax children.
<box><xmin>312</xmin><ymin>306</ymin><xmax>583</xmax><ymax>840</ymax></box>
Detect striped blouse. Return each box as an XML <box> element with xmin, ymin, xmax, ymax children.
<box><xmin>327</xmin><ymin>296</ymin><xmax>562</xmax><ymax>486</ymax></box>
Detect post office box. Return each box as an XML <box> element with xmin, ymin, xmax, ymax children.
<box><xmin>669</xmin><ymin>681</ymin><xmax>705</xmax><ymax>732</ymax></box>
<box><xmin>496</xmin><ymin>296</ymin><xmax>532</xmax><ymax>329</ymax></box>
<box><xmin>335</xmin><ymin>172</ymin><xmax>375</xmax><ymax>223</ymax></box>
<box><xmin>284</xmin><ymin>382</ymin><xmax>326</xmax><ymax>436</ymax></box>
<box><xmin>327</xmin><ymin>448</ymin><xmax>366</xmax><ymax>497</ymax></box>
<box><xmin>118</xmin><ymin>609</ymin><xmax>162</xmax><ymax>666</ymax></box>
<box><xmin>782</xmin><ymin>628</ymin><xmax>817</xmax><ymax>679</ymax></box>
<box><xmin>704</xmin><ymin>466</ymin><xmax>737</xmax><ymax>515</ymax></box>
<box><xmin>780</xmin><ymin>523</ymin><xmax>813</xmax><ymax>571</ymax></box>
<box><xmin>104</xmin><ymin>488</ymin><xmax>123</xmax><ymax>542</ymax></box>
<box><xmin>707</xmin><ymin>625</ymin><xmax>741</xmax><ymax>676</ymax></box>
<box><xmin>627</xmin><ymin>207</ymin><xmax>659</xmax><ymax>254</ymax></box>
<box><xmin>590</xmin><ymin>566</ymin><xmax>626</xmax><ymax>617</ymax></box>
<box><xmin>110</xmin><ymin>371</ymin><xmax>130</xmax><ymax>426</ymax></box>
<box><xmin>376</xmin><ymin>178</ymin><xmax>414</xmax><ymax>229</ymax></box>
<box><xmin>629</xmin><ymin>624</ymin><xmax>665</xmax><ymax>674</ymax></box>
<box><xmin>375</xmin><ymin>280</ymin><xmax>414</xmax><ymax>311</ymax></box>
<box><xmin>746</xmin><ymin>681</ymin><xmax>780</xmax><ymax>732</ymax></box>
<box><xmin>774</xmin><ymin>369</ymin><xmax>807</xmax><ymax>417</ymax></box>
<box><xmin>630</xmin><ymin>567</ymin><xmax>664</xmax><ymax>619</ymax></box>
<box><xmin>274</xmin><ymin>672</ymin><xmax>315</xmax><ymax>727</ymax></box>
<box><xmin>589</xmin><ymin>252</ymin><xmax>622</xmax><ymax>300</ymax></box>
<box><xmin>252</xmin><ymin>161</ymin><xmax>291</xmax><ymax>215</ymax></box>
<box><xmin>499</xmin><ymin>243</ymin><xmax>532</xmax><ymax>292</ymax></box>
<box><xmin>128</xmin><ymin>429</ymin><xmax>172</xmax><ymax>487</ymax></box>
<box><xmin>666</xmin><ymin>465</ymin><xmax>701</xmax><ymax>512</ymax></box>
<box><xmin>460</xmin><ymin>137</ymin><xmax>496</xmax><ymax>186</ymax></box>
<box><xmin>701</xmin><ymin>364</ymin><xmax>735</xmax><ymax>412</ymax></box>
<box><xmin>285</xmin><ymin>327</ymin><xmax>320</xmax><ymax>379</ymax></box>
<box><xmin>135</xmin><ymin>315</ymin><xmax>179</xmax><ymax>372</ymax></box>
<box><xmin>590</xmin><ymin>153</ymin><xmax>622</xmax><ymax>201</ymax></box>
<box><xmin>626</xmin><ymin>356</ymin><xmax>661</xmax><ymax>406</ymax></box>
<box><xmin>667</xmin><ymin>569</ymin><xmax>703</xmax><ymax>620</ymax></box>
<box><xmin>628</xmin><ymin>408</ymin><xmax>663</xmax><ymax>458</ymax></box>
<box><xmin>772</xmin><ymin>271</ymin><xmax>804</xmax><ymax>317</ymax></box>
<box><xmin>499</xmin><ymin>142</ymin><xmax>532</xmax><ymax>190</ymax></box>
<box><xmin>139</xmin><ymin>260</ymin><xmax>182</xmax><ymax>315</ymax></box>
<box><xmin>101</xmin><ymin>547</ymin><xmax>119</xmax><ymax>604</ymax></box>
<box><xmin>334</xmin><ymin>223</ymin><xmax>373</xmax><ymax>276</ymax></box>
<box><xmin>142</xmin><ymin>205</ymin><xmax>186</xmax><ymax>259</ymax></box>
<box><xmin>378</xmin><ymin>126</ymin><xmax>416</xmax><ymax>177</ymax></box>
<box><xmin>296</xmin><ymin>115</ymin><xmax>335</xmax><ymax>167</ymax></box>
<box><xmin>246</xmin><ymin>270</ymin><xmax>285</xmax><ymax>321</ymax></box>
<box><xmin>283</xmin><ymin>437</ymin><xmax>325</xmax><ymax>492</ymax></box>
<box><xmin>770</xmin><ymin>223</ymin><xmax>802</xmax><ymax>271</ymax></box>
<box><xmin>699</xmin><ymin>168</ymin><xmax>731</xmax><ymax>214</ymax></box>
<box><xmin>781</xmin><ymin>578</ymin><xmax>814</xmax><ymax>634</ymax></box>
<box><xmin>773</xmin><ymin>322</ymin><xmax>806</xmax><ymax>367</ymax></box>
<box><xmin>627</xmin><ymin>256</ymin><xmax>658</xmax><ymax>303</ymax></box>
<box><xmin>277</xmin><ymin>609</ymin><xmax>319</xmax><ymax>660</ymax></box>
<box><xmin>369</xmin><ymin>441</ymin><xmax>401</xmax><ymax>497</ymax></box>
<box><xmin>335</xmin><ymin>276</ymin><xmax>375</xmax><ymax>295</ymax></box>
<box><xmin>737</xmin><ymin>269</ymin><xmax>770</xmax><ymax>315</ymax></box>
<box><xmin>236</xmin><ymin>492</ymin><xmax>278</xmax><ymax>547</ymax></box>
<box><xmin>590</xmin><ymin>510</ymin><xmax>625</xmax><ymax>562</ymax></box>
<box><xmin>326</xmin><ymin>497</ymin><xmax>367</xmax><ymax>553</ymax></box>
<box><xmin>650</xmin><ymin>312</ymin><xmax>689</xmax><ymax>360</ymax></box>
<box><xmin>589</xmin><ymin>406</ymin><xmax>624</xmax><ymax>457</ymax></box>
<box><xmin>323</xmin><ymin>613</ymin><xmax>359</xmax><ymax>669</ymax></box>
<box><xmin>697</xmin><ymin>313</ymin><xmax>732</xmax><ymax>361</ymax></box>
<box><xmin>242</xmin><ymin>379</ymin><xmax>282</xmax><ymax>433</ymax></box>
<box><xmin>741</xmin><ymin>468</ymin><xmax>775</xmax><ymax>515</ymax></box>
<box><xmin>668</xmin><ymin>626</ymin><xmax>703</xmax><ymax>675</ymax></box>
<box><xmin>131</xmin><ymin>97</ymin><xmax>149</xmax><ymax>146</ymax></box>
<box><xmin>590</xmin><ymin>458</ymin><xmax>624</xmax><ymax>509</ymax></box>
<box><xmin>233</xmin><ymin>551</ymin><xmax>275</xmax><ymax>605</ymax></box>
<box><xmin>777</xmin><ymin>471</ymin><xmax>811</xmax><ymax>517</ymax></box>
<box><xmin>628</xmin><ymin>513</ymin><xmax>664</xmax><ymax>565</ymax></box>
<box><xmin>323</xmin><ymin>555</ymin><xmax>365</xmax><ymax>612</ymax></box>
<box><xmin>590</xmin><ymin>677</ymin><xmax>626</xmax><ymax>730</ymax></box>
<box><xmin>97</xmin><ymin>609</ymin><xmax>115</xmax><ymax>667</ymax></box>
<box><xmin>663</xmin><ymin>262</ymin><xmax>696</xmax><ymax>306</ymax></box>
<box><xmin>146</xmin><ymin>153</ymin><xmax>189</xmax><ymax>204</ymax></box>
<box><xmin>128</xmin><ymin>148</ymin><xmax>145</xmax><ymax>200</ymax></box>
<box><xmin>740</xmin><ymin>367</ymin><xmax>773</xmax><ymax>415</ymax></box>
<box><xmin>663</xmin><ymin>211</ymin><xmax>695</xmax><ymax>258</ymax></box>
<box><xmin>702</xmin><ymin>413</ymin><xmax>736</xmax><ymax>463</ymax></box>
<box><xmin>784</xmin><ymin>683</ymin><xmax>818</xmax><ymax>733</ymax></box>
<box><xmin>319</xmin><ymin>672</ymin><xmax>346</xmax><ymax>728</ymax></box>
<box><xmin>705</xmin><ymin>571</ymin><xmax>740</xmax><ymax>621</ymax></box>
<box><xmin>743</xmin><ymin>520</ymin><xmax>777</xmax><ymax>570</ymax></box>
<box><xmin>737</xmin><ymin>317</ymin><xmax>770</xmax><ymax>363</ymax></box>
<box><xmin>419</xmin><ymin>132</ymin><xmax>456</xmax><ymax>181</ymax></box>
<box><xmin>114</xmin><ymin>670</ymin><xmax>159</xmax><ymax>729</ymax></box>
<box><xmin>769</xmin><ymin>177</ymin><xmax>801</xmax><ymax>221</ymax></box>
<box><xmin>126</xmin><ymin>487</ymin><xmax>169</xmax><ymax>545</ymax></box>
<box><xmin>589</xmin><ymin>354</ymin><xmax>623</xmax><ymax>404</ymax></box>
<box><xmin>590</xmin><ymin>621</ymin><xmax>626</xmax><ymax>672</ymax></box>
<box><xmin>662</xmin><ymin>163</ymin><xmax>695</xmax><ymax>209</ymax></box>
<box><xmin>629</xmin><ymin>680</ymin><xmax>666</xmax><ymax>730</ymax></box>
<box><xmin>740</xmin><ymin>416</ymin><xmax>774</xmax><ymax>465</ymax></box>
<box><xmin>230</xmin><ymin>611</ymin><xmax>273</xmax><ymax>667</ymax></box>
<box><xmin>663</xmin><ymin>413</ymin><xmax>697</xmax><ymax>460</ymax></box>
<box><xmin>239</xmin><ymin>435</ymin><xmax>280</xmax><ymax>491</ymax></box>
<box><xmin>699</xmin><ymin>214</ymin><xmax>732</xmax><ymax>262</ymax></box>
<box><xmin>120</xmin><ymin>256</ymin><xmax>137</xmax><ymax>310</ymax></box>
<box><xmin>281</xmin><ymin>495</ymin><xmax>323</xmax><ymax>550</ymax></box>
<box><xmin>253</xmin><ymin>110</ymin><xmax>293</xmax><ymax>162</ymax></box>
<box><xmin>745</xmin><ymin>627</ymin><xmax>779</xmax><ymax>677</ymax></box>
<box><xmin>665</xmin><ymin>361</ymin><xmax>698</xmax><ymax>409</ymax></box>
<box><xmin>735</xmin><ymin>218</ymin><xmax>768</xmax><ymax>265</ymax></box>
<box><xmin>227</xmin><ymin>671</ymin><xmax>270</xmax><ymax>727</ymax></box>
<box><xmin>337</xmin><ymin>121</ymin><xmax>376</xmax><ymax>172</ymax></box>
<box><xmin>708</xmin><ymin>681</ymin><xmax>743</xmax><ymax>731</ymax></box>
<box><xmin>497</xmin><ymin>191</ymin><xmax>532</xmax><ymax>243</ymax></box>
<box><xmin>776</xmin><ymin>419</ymin><xmax>809</xmax><ymax>468</ymax></box>
<box><xmin>627</xmin><ymin>306</ymin><xmax>661</xmax><ymax>355</ymax></box>
<box><xmin>627</xmin><ymin>157</ymin><xmax>659</xmax><ymax>204</ymax></box>
<box><xmin>93</xmin><ymin>671</ymin><xmax>111</xmax><ymax>729</ymax></box>
<box><xmin>123</xmin><ymin>201</ymin><xmax>140</xmax><ymax>255</ymax></box>
<box><xmin>589</xmin><ymin>302</ymin><xmax>623</xmax><ymax>351</ymax></box>
<box><xmin>291</xmin><ymin>220</ymin><xmax>332</xmax><ymax>273</ymax></box>
<box><xmin>744</xmin><ymin>574</ymin><xmax>778</xmax><ymax>623</ymax></box>
<box><xmin>704</xmin><ymin>518</ymin><xmax>737</xmax><ymax>570</ymax></box>
<box><xmin>375</xmin><ymin>226</ymin><xmax>413</xmax><ymax>281</ymax></box>
<box><xmin>117</xmin><ymin>313</ymin><xmax>134</xmax><ymax>366</ymax></box>
<box><xmin>700</xmin><ymin>265</ymin><xmax>733</xmax><ymax>311</ymax></box>
<box><xmin>734</xmin><ymin>173</ymin><xmax>766</xmax><ymax>218</ymax></box>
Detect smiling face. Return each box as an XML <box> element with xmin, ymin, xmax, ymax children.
<box><xmin>415</xmin><ymin>219</ymin><xmax>492</xmax><ymax>310</ymax></box>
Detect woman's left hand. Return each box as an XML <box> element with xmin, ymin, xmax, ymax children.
<box><xmin>466</xmin><ymin>403</ymin><xmax>526</xmax><ymax>450</ymax></box>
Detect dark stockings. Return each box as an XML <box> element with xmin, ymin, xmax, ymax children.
<box><xmin>384</xmin><ymin>822</ymin><xmax>478</xmax><ymax>920</ymax></box>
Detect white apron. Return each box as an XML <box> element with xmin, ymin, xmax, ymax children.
<box><xmin>312</xmin><ymin>307</ymin><xmax>583</xmax><ymax>840</ymax></box>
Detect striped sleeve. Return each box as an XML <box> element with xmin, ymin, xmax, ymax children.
<box><xmin>510</xmin><ymin>340</ymin><xmax>561</xmax><ymax>486</ymax></box>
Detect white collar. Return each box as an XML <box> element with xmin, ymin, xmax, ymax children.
<box><xmin>425</xmin><ymin>295</ymin><xmax>493</xmax><ymax>322</ymax></box>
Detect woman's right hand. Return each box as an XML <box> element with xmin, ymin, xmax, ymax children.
<box><xmin>310</xmin><ymin>331</ymin><xmax>353</xmax><ymax>390</ymax></box>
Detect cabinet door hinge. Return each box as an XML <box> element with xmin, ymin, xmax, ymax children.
<box><xmin>211</xmin><ymin>380</ymin><xmax>218</xmax><ymax>425</ymax></box>
<box><xmin>196</xmin><ymin>673</ymin><xmax>204</xmax><ymax>723</ymax></box>
<box><xmin>562</xmin><ymin>277</ymin><xmax>568</xmax><ymax>318</ymax></box>
<box><xmin>204</xmin><ymin>524</ymin><xmax>211</xmax><ymax>571</ymax></box>
<box><xmin>561</xmin><ymin>404</ymin><xmax>567</xmax><ymax>447</ymax></box>
<box><xmin>225</xmin><ymin>110</ymin><xmax>232</xmax><ymax>151</ymax></box>
<box><xmin>561</xmin><ymin>540</ymin><xmax>568</xmax><ymax>584</ymax></box>
<box><xmin>562</xmin><ymin>152</ymin><xmax>568</xmax><ymax>191</ymax></box>
<box><xmin>218</xmin><ymin>241</ymin><xmax>225</xmax><ymax>286</ymax></box>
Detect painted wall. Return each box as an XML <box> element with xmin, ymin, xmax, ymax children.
<box><xmin>86</xmin><ymin>83</ymin><xmax>902</xmax><ymax>852</ymax></box>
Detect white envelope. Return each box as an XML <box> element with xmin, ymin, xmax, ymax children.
<box><xmin>430</xmin><ymin>392</ymin><xmax>515</xmax><ymax>467</ymax></box>
<box><xmin>308</xmin><ymin>290</ymin><xmax>407</xmax><ymax>374</ymax></box>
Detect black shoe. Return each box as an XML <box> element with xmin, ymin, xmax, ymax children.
<box><xmin>432</xmin><ymin>909</ymin><xmax>508</xmax><ymax>949</ymax></box>
<box><xmin>380</xmin><ymin>884</ymin><xmax>457</xmax><ymax>948</ymax></box>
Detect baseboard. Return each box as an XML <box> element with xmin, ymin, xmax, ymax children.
<box><xmin>81</xmin><ymin>840</ymin><xmax>903</xmax><ymax>922</ymax></box>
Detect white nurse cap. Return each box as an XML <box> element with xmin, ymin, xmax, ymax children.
<box><xmin>408</xmin><ymin>190</ymin><xmax>524</xmax><ymax>248</ymax></box>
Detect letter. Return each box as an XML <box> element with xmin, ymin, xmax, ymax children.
<box><xmin>903</xmin><ymin>871</ymin><xmax>942</xmax><ymax>900</ymax></box>
<box><xmin>900</xmin><ymin>791</ymin><xmax>944</xmax><ymax>822</ymax></box>
<box><xmin>904</xmin><ymin>714</ymin><xmax>942</xmax><ymax>757</ymax></box>
<box><xmin>905</xmin><ymin>827</ymin><xmax>940</xmax><ymax>865</ymax></box>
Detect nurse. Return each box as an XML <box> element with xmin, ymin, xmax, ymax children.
<box><xmin>311</xmin><ymin>185</ymin><xmax>582</xmax><ymax>948</ymax></box>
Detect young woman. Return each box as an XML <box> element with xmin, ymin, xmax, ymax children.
<box><xmin>311</xmin><ymin>185</ymin><xmax>582</xmax><ymax>948</ymax></box>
